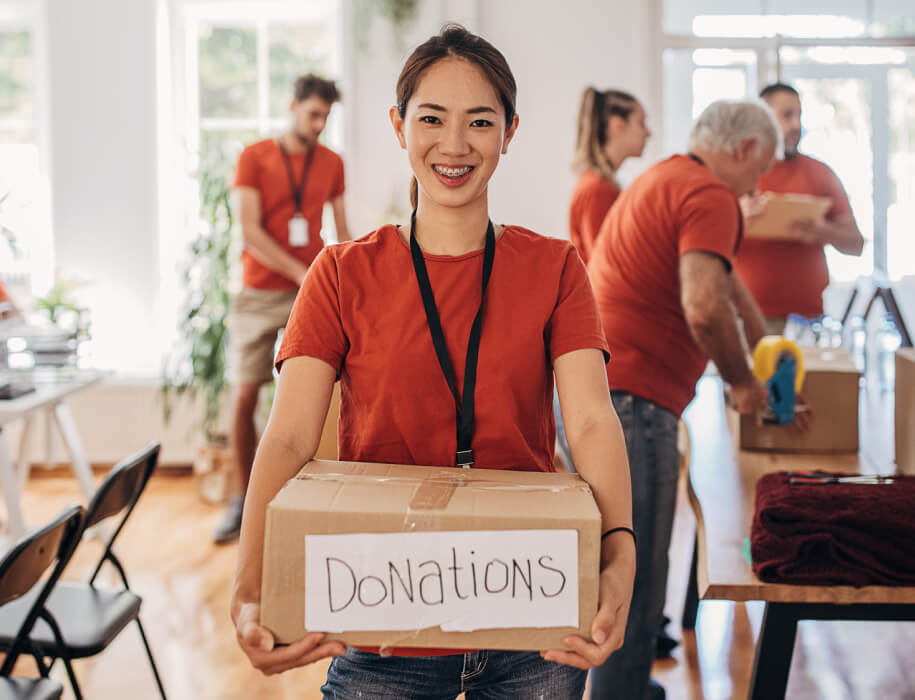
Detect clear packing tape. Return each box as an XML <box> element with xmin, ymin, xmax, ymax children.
<box><xmin>752</xmin><ymin>336</ymin><xmax>806</xmax><ymax>392</ymax></box>
<box><xmin>297</xmin><ymin>468</ymin><xmax>594</xmax><ymax>529</ymax></box>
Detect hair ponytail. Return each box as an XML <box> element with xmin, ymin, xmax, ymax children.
<box><xmin>571</xmin><ymin>87</ymin><xmax>639</xmax><ymax>182</ymax></box>
<box><xmin>409</xmin><ymin>176</ymin><xmax>418</xmax><ymax>210</ymax></box>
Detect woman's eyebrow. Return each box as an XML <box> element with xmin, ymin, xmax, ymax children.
<box><xmin>416</xmin><ymin>103</ymin><xmax>497</xmax><ymax>115</ymax></box>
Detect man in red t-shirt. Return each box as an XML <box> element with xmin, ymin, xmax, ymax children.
<box><xmin>587</xmin><ymin>101</ymin><xmax>775</xmax><ymax>700</ymax></box>
<box><xmin>735</xmin><ymin>83</ymin><xmax>863</xmax><ymax>331</ymax></box>
<box><xmin>214</xmin><ymin>74</ymin><xmax>350</xmax><ymax>544</ymax></box>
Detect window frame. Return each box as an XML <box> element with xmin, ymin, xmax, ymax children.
<box><xmin>657</xmin><ymin>0</ymin><xmax>915</xmax><ymax>278</ymax></box>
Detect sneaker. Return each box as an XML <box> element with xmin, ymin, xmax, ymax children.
<box><xmin>213</xmin><ymin>495</ymin><xmax>244</xmax><ymax>544</ymax></box>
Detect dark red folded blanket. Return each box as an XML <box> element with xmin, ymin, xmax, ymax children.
<box><xmin>751</xmin><ymin>471</ymin><xmax>915</xmax><ymax>586</ymax></box>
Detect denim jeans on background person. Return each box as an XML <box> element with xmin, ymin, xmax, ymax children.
<box><xmin>589</xmin><ymin>391</ymin><xmax>681</xmax><ymax>700</ymax></box>
<box><xmin>322</xmin><ymin>647</ymin><xmax>587</xmax><ymax>699</ymax></box>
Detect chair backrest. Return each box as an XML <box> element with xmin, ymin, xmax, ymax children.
<box><xmin>0</xmin><ymin>504</ymin><xmax>84</xmax><ymax>675</ymax></box>
<box><xmin>84</xmin><ymin>442</ymin><xmax>160</xmax><ymax>586</ymax></box>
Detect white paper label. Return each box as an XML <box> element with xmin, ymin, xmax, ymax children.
<box><xmin>288</xmin><ymin>215</ymin><xmax>309</xmax><ymax>247</ymax></box>
<box><xmin>304</xmin><ymin>529</ymin><xmax>579</xmax><ymax>633</ymax></box>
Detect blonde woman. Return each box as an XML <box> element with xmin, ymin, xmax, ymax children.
<box><xmin>569</xmin><ymin>88</ymin><xmax>650</xmax><ymax>265</ymax></box>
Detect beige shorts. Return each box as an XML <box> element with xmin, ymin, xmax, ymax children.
<box><xmin>227</xmin><ymin>286</ymin><xmax>298</xmax><ymax>385</ymax></box>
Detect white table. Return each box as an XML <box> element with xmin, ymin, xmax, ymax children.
<box><xmin>0</xmin><ymin>369</ymin><xmax>104</xmax><ymax>539</ymax></box>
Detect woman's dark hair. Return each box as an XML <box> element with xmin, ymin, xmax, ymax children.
<box><xmin>395</xmin><ymin>24</ymin><xmax>517</xmax><ymax>208</ymax></box>
<box><xmin>572</xmin><ymin>87</ymin><xmax>638</xmax><ymax>182</ymax></box>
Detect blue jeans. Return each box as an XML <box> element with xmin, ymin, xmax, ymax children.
<box><xmin>589</xmin><ymin>392</ymin><xmax>680</xmax><ymax>700</ymax></box>
<box><xmin>322</xmin><ymin>647</ymin><xmax>587</xmax><ymax>699</ymax></box>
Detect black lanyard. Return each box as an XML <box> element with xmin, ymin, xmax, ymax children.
<box><xmin>687</xmin><ymin>152</ymin><xmax>705</xmax><ymax>167</ymax></box>
<box><xmin>408</xmin><ymin>210</ymin><xmax>495</xmax><ymax>468</ymax></box>
<box><xmin>278</xmin><ymin>140</ymin><xmax>316</xmax><ymax>214</ymax></box>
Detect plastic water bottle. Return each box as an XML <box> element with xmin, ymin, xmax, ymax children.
<box><xmin>877</xmin><ymin>314</ymin><xmax>902</xmax><ymax>392</ymax></box>
<box><xmin>847</xmin><ymin>315</ymin><xmax>867</xmax><ymax>375</ymax></box>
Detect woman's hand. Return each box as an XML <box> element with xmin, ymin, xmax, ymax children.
<box><xmin>235</xmin><ymin>601</ymin><xmax>346</xmax><ymax>675</ymax></box>
<box><xmin>540</xmin><ymin>558</ymin><xmax>635</xmax><ymax>670</ymax></box>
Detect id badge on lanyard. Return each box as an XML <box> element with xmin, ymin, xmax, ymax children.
<box><xmin>279</xmin><ymin>140</ymin><xmax>315</xmax><ymax>248</ymax></box>
<box><xmin>289</xmin><ymin>214</ymin><xmax>309</xmax><ymax>247</ymax></box>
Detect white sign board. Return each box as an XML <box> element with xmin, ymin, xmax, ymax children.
<box><xmin>304</xmin><ymin>529</ymin><xmax>579</xmax><ymax>633</ymax></box>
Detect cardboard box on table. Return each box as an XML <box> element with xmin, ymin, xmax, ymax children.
<box><xmin>897</xmin><ymin>348</ymin><xmax>915</xmax><ymax>474</ymax></box>
<box><xmin>261</xmin><ymin>460</ymin><xmax>601</xmax><ymax>651</ymax></box>
<box><xmin>730</xmin><ymin>346</ymin><xmax>860</xmax><ymax>452</ymax></box>
<box><xmin>745</xmin><ymin>193</ymin><xmax>832</xmax><ymax>240</ymax></box>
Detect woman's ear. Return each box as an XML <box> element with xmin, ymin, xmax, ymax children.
<box><xmin>501</xmin><ymin>113</ymin><xmax>520</xmax><ymax>154</ymax></box>
<box><xmin>390</xmin><ymin>106</ymin><xmax>407</xmax><ymax>149</ymax></box>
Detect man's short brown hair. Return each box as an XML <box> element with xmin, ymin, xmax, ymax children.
<box><xmin>293</xmin><ymin>74</ymin><xmax>340</xmax><ymax>104</ymax></box>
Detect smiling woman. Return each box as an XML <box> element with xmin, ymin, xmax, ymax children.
<box><xmin>231</xmin><ymin>24</ymin><xmax>636</xmax><ymax>700</ymax></box>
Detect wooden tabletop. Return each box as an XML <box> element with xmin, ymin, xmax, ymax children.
<box><xmin>684</xmin><ymin>374</ymin><xmax>915</xmax><ymax>604</ymax></box>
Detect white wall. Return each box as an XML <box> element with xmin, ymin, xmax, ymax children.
<box><xmin>47</xmin><ymin>0</ymin><xmax>161</xmax><ymax>375</ymax></box>
<box><xmin>480</xmin><ymin>0</ymin><xmax>661</xmax><ymax>235</ymax></box>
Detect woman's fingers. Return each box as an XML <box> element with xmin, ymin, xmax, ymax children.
<box><xmin>258</xmin><ymin>639</ymin><xmax>347</xmax><ymax>676</ymax></box>
<box><xmin>541</xmin><ymin>648</ymin><xmax>591</xmax><ymax>670</ymax></box>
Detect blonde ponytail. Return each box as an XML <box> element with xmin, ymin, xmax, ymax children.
<box><xmin>571</xmin><ymin>86</ymin><xmax>639</xmax><ymax>182</ymax></box>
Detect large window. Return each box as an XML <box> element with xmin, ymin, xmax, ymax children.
<box><xmin>158</xmin><ymin>0</ymin><xmax>343</xmax><ymax>354</ymax></box>
<box><xmin>661</xmin><ymin>0</ymin><xmax>915</xmax><ymax>283</ymax></box>
<box><xmin>0</xmin><ymin>2</ymin><xmax>52</xmax><ymax>301</ymax></box>
<box><xmin>184</xmin><ymin>1</ymin><xmax>342</xmax><ymax>181</ymax></box>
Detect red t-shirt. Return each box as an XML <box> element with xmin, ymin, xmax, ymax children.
<box><xmin>568</xmin><ymin>169</ymin><xmax>621</xmax><ymax>266</ymax></box>
<box><xmin>588</xmin><ymin>155</ymin><xmax>743</xmax><ymax>416</ymax></box>
<box><xmin>234</xmin><ymin>139</ymin><xmax>345</xmax><ymax>291</ymax></box>
<box><xmin>734</xmin><ymin>154</ymin><xmax>853</xmax><ymax>317</ymax></box>
<box><xmin>277</xmin><ymin>224</ymin><xmax>609</xmax><ymax>473</ymax></box>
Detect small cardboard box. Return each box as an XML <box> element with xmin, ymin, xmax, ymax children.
<box><xmin>261</xmin><ymin>460</ymin><xmax>601</xmax><ymax>651</ymax></box>
<box><xmin>732</xmin><ymin>346</ymin><xmax>860</xmax><ymax>453</ymax></box>
<box><xmin>897</xmin><ymin>348</ymin><xmax>915</xmax><ymax>474</ymax></box>
<box><xmin>745</xmin><ymin>192</ymin><xmax>832</xmax><ymax>240</ymax></box>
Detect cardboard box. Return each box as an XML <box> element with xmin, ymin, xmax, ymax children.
<box><xmin>261</xmin><ymin>460</ymin><xmax>601</xmax><ymax>651</ymax></box>
<box><xmin>732</xmin><ymin>346</ymin><xmax>860</xmax><ymax>452</ymax></box>
<box><xmin>897</xmin><ymin>348</ymin><xmax>915</xmax><ymax>474</ymax></box>
<box><xmin>745</xmin><ymin>192</ymin><xmax>832</xmax><ymax>240</ymax></box>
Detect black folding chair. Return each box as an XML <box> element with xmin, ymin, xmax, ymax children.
<box><xmin>0</xmin><ymin>442</ymin><xmax>166</xmax><ymax>700</ymax></box>
<box><xmin>0</xmin><ymin>504</ymin><xmax>84</xmax><ymax>700</ymax></box>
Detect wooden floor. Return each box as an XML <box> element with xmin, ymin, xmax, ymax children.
<box><xmin>4</xmin><ymin>468</ymin><xmax>914</xmax><ymax>699</ymax></box>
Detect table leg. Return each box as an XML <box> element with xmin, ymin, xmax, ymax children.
<box><xmin>16</xmin><ymin>415</ymin><xmax>33</xmax><ymax>492</ymax></box>
<box><xmin>748</xmin><ymin>602</ymin><xmax>798</xmax><ymax>700</ymax></box>
<box><xmin>50</xmin><ymin>402</ymin><xmax>96</xmax><ymax>502</ymax></box>
<box><xmin>0</xmin><ymin>429</ymin><xmax>26</xmax><ymax>539</ymax></box>
<box><xmin>682</xmin><ymin>532</ymin><xmax>699</xmax><ymax>630</ymax></box>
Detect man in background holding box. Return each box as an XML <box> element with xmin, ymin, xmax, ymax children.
<box><xmin>735</xmin><ymin>83</ymin><xmax>864</xmax><ymax>333</ymax></box>
<box><xmin>213</xmin><ymin>74</ymin><xmax>350</xmax><ymax>544</ymax></box>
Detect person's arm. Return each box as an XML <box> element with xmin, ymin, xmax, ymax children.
<box><xmin>237</xmin><ymin>187</ymin><xmax>310</xmax><ymax>286</ymax></box>
<box><xmin>789</xmin><ymin>215</ymin><xmax>863</xmax><ymax>256</ymax></box>
<box><xmin>680</xmin><ymin>251</ymin><xmax>767</xmax><ymax>415</ymax></box>
<box><xmin>729</xmin><ymin>273</ymin><xmax>766</xmax><ymax>348</ymax></box>
<box><xmin>330</xmin><ymin>194</ymin><xmax>351</xmax><ymax>243</ymax></box>
<box><xmin>541</xmin><ymin>348</ymin><xmax>635</xmax><ymax>669</ymax></box>
<box><xmin>231</xmin><ymin>355</ymin><xmax>346</xmax><ymax>674</ymax></box>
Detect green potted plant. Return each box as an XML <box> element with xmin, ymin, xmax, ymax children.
<box><xmin>160</xmin><ymin>139</ymin><xmax>239</xmax><ymax>500</ymax></box>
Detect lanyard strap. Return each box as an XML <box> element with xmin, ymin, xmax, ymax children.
<box><xmin>408</xmin><ymin>210</ymin><xmax>495</xmax><ymax>468</ymax></box>
<box><xmin>278</xmin><ymin>139</ymin><xmax>316</xmax><ymax>214</ymax></box>
<box><xmin>687</xmin><ymin>152</ymin><xmax>706</xmax><ymax>167</ymax></box>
